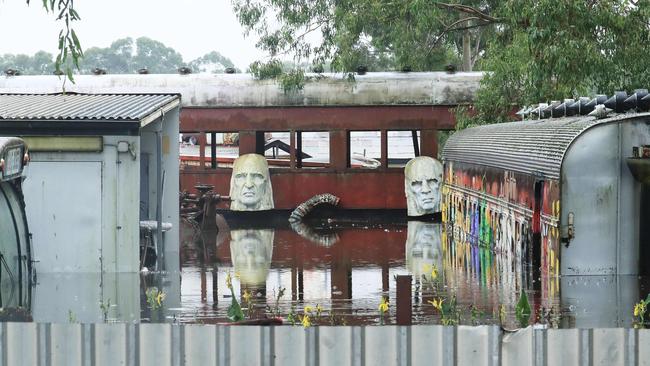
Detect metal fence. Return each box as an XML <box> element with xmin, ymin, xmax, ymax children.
<box><xmin>0</xmin><ymin>323</ymin><xmax>648</xmax><ymax>366</ymax></box>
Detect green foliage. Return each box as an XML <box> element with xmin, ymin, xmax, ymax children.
<box><xmin>133</xmin><ymin>37</ymin><xmax>184</xmax><ymax>74</ymax></box>
<box><xmin>30</xmin><ymin>0</ymin><xmax>83</xmax><ymax>81</ymax></box>
<box><xmin>468</xmin><ymin>0</ymin><xmax>650</xmax><ymax>125</ymax></box>
<box><xmin>0</xmin><ymin>51</ymin><xmax>55</xmax><ymax>75</ymax></box>
<box><xmin>227</xmin><ymin>295</ymin><xmax>245</xmax><ymax>322</ymax></box>
<box><xmin>515</xmin><ymin>291</ymin><xmax>531</xmax><ymax>328</ymax></box>
<box><xmin>279</xmin><ymin>69</ymin><xmax>307</xmax><ymax>93</ymax></box>
<box><xmin>189</xmin><ymin>51</ymin><xmax>236</xmax><ymax>74</ymax></box>
<box><xmin>248</xmin><ymin>59</ymin><xmax>284</xmax><ymax>80</ymax></box>
<box><xmin>633</xmin><ymin>293</ymin><xmax>650</xmax><ymax>328</ymax></box>
<box><xmin>145</xmin><ymin>287</ymin><xmax>166</xmax><ymax>310</ymax></box>
<box><xmin>232</xmin><ymin>0</ymin><xmax>478</xmax><ymax>72</ymax></box>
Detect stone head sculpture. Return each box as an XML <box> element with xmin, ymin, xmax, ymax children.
<box><xmin>230</xmin><ymin>229</ymin><xmax>274</xmax><ymax>286</ymax></box>
<box><xmin>404</xmin><ymin>156</ymin><xmax>443</xmax><ymax>216</ymax></box>
<box><xmin>405</xmin><ymin>221</ymin><xmax>442</xmax><ymax>281</ymax></box>
<box><xmin>230</xmin><ymin>154</ymin><xmax>274</xmax><ymax>211</ymax></box>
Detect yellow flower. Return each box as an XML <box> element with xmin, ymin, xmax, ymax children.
<box><xmin>430</xmin><ymin>265</ymin><xmax>439</xmax><ymax>280</ymax></box>
<box><xmin>304</xmin><ymin>305</ymin><xmax>314</xmax><ymax>313</ymax></box>
<box><xmin>378</xmin><ymin>298</ymin><xmax>389</xmax><ymax>313</ymax></box>
<box><xmin>301</xmin><ymin>314</ymin><xmax>311</xmax><ymax>328</ymax></box>
<box><xmin>634</xmin><ymin>302</ymin><xmax>646</xmax><ymax>317</ymax></box>
<box><xmin>156</xmin><ymin>291</ymin><xmax>166</xmax><ymax>306</ymax></box>
<box><xmin>499</xmin><ymin>304</ymin><xmax>506</xmax><ymax>323</ymax></box>
<box><xmin>243</xmin><ymin>289</ymin><xmax>252</xmax><ymax>303</ymax></box>
<box><xmin>428</xmin><ymin>298</ymin><xmax>444</xmax><ymax>311</ymax></box>
<box><xmin>225</xmin><ymin>272</ymin><xmax>233</xmax><ymax>290</ymax></box>
<box><xmin>315</xmin><ymin>304</ymin><xmax>323</xmax><ymax>316</ymax></box>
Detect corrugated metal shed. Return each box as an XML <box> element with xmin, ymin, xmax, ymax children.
<box><xmin>442</xmin><ymin>117</ymin><xmax>601</xmax><ymax>179</ymax></box>
<box><xmin>0</xmin><ymin>93</ymin><xmax>179</xmax><ymax>122</ymax></box>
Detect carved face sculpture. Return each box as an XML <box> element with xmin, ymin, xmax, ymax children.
<box><xmin>230</xmin><ymin>154</ymin><xmax>274</xmax><ymax>211</ymax></box>
<box><xmin>230</xmin><ymin>229</ymin><xmax>274</xmax><ymax>286</ymax></box>
<box><xmin>405</xmin><ymin>221</ymin><xmax>442</xmax><ymax>281</ymax></box>
<box><xmin>404</xmin><ymin>156</ymin><xmax>443</xmax><ymax>216</ymax></box>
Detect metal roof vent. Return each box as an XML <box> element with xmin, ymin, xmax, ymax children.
<box><xmin>178</xmin><ymin>66</ymin><xmax>192</xmax><ymax>75</ymax></box>
<box><xmin>623</xmin><ymin>89</ymin><xmax>649</xmax><ymax>111</ymax></box>
<box><xmin>4</xmin><ymin>69</ymin><xmax>20</xmax><ymax>76</ymax></box>
<box><xmin>603</xmin><ymin>91</ymin><xmax>628</xmax><ymax>113</ymax></box>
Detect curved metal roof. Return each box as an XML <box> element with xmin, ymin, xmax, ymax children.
<box><xmin>0</xmin><ymin>72</ymin><xmax>482</xmax><ymax>107</ymax></box>
<box><xmin>442</xmin><ymin>117</ymin><xmax>603</xmax><ymax>179</ymax></box>
<box><xmin>0</xmin><ymin>93</ymin><xmax>179</xmax><ymax>121</ymax></box>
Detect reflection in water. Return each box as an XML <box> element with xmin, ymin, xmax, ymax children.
<box><xmin>405</xmin><ymin>221</ymin><xmax>441</xmax><ymax>282</ymax></box>
<box><xmin>230</xmin><ymin>229</ymin><xmax>274</xmax><ymax>287</ymax></box>
<box><xmin>14</xmin><ymin>218</ymin><xmax>649</xmax><ymax>327</ymax></box>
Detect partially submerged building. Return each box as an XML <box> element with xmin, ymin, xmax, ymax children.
<box><xmin>0</xmin><ymin>93</ymin><xmax>181</xmax><ymax>273</ymax></box>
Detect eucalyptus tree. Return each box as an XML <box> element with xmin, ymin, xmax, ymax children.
<box><xmin>233</xmin><ymin>0</ymin><xmax>650</xmax><ymax>124</ymax></box>
<box><xmin>232</xmin><ymin>0</ymin><xmax>498</xmax><ymax>72</ymax></box>
<box><xmin>467</xmin><ymin>0</ymin><xmax>650</xmax><ymax>126</ymax></box>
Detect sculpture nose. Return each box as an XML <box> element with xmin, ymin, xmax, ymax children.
<box><xmin>421</xmin><ymin>180</ymin><xmax>432</xmax><ymax>193</ymax></box>
<box><xmin>244</xmin><ymin>173</ymin><xmax>254</xmax><ymax>187</ymax></box>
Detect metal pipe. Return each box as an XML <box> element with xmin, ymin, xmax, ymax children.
<box><xmin>396</xmin><ymin>275</ymin><xmax>412</xmax><ymax>325</ymax></box>
<box><xmin>155</xmin><ymin>128</ymin><xmax>163</xmax><ymax>270</ymax></box>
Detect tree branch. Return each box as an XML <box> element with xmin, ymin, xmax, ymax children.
<box><xmin>435</xmin><ymin>2</ymin><xmax>500</xmax><ymax>23</ymax></box>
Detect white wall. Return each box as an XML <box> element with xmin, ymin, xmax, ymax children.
<box><xmin>140</xmin><ymin>107</ymin><xmax>180</xmax><ymax>272</ymax></box>
<box><xmin>23</xmin><ymin>135</ymin><xmax>140</xmax><ymax>273</ymax></box>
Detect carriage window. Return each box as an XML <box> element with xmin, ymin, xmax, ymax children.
<box><xmin>388</xmin><ymin>130</ymin><xmax>420</xmax><ymax>168</ymax></box>
<box><xmin>196</xmin><ymin>132</ymin><xmax>239</xmax><ymax>169</ymax></box>
<box><xmin>349</xmin><ymin>131</ymin><xmax>381</xmax><ymax>169</ymax></box>
<box><xmin>295</xmin><ymin>131</ymin><xmax>330</xmax><ymax>169</ymax></box>
<box><xmin>263</xmin><ymin>131</ymin><xmax>291</xmax><ymax>169</ymax></box>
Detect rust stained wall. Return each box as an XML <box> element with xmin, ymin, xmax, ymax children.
<box><xmin>181</xmin><ymin>168</ymin><xmax>407</xmax><ymax>209</ymax></box>
<box><xmin>180</xmin><ymin>105</ymin><xmax>457</xmax><ymax>132</ymax></box>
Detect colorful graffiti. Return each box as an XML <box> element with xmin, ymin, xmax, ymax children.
<box><xmin>442</xmin><ymin>161</ymin><xmax>562</xmax><ymax>304</ymax></box>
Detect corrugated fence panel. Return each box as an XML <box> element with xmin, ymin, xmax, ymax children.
<box><xmin>641</xmin><ymin>330</ymin><xmax>650</xmax><ymax>366</ymax></box>
<box><xmin>50</xmin><ymin>323</ymin><xmax>82</xmax><ymax>366</ymax></box>
<box><xmin>319</xmin><ymin>326</ymin><xmax>352</xmax><ymax>366</ymax></box>
<box><xmin>184</xmin><ymin>324</ymin><xmax>216</xmax><ymax>366</ymax></box>
<box><xmin>276</xmin><ymin>326</ymin><xmax>307</xmax><ymax>366</ymax></box>
<box><xmin>0</xmin><ymin>323</ymin><xmax>649</xmax><ymax>366</ymax></box>
<box><xmin>95</xmin><ymin>323</ymin><xmax>127</xmax><ymax>366</ymax></box>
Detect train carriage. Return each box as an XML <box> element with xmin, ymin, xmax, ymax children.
<box><xmin>442</xmin><ymin>110</ymin><xmax>650</xmax><ymax>276</ymax></box>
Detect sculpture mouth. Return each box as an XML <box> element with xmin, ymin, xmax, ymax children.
<box><xmin>242</xmin><ymin>191</ymin><xmax>256</xmax><ymax>197</ymax></box>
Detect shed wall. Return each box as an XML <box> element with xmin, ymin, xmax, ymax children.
<box><xmin>140</xmin><ymin>108</ymin><xmax>180</xmax><ymax>272</ymax></box>
<box><xmin>23</xmin><ymin>135</ymin><xmax>140</xmax><ymax>273</ymax></box>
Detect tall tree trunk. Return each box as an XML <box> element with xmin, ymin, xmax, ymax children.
<box><xmin>462</xmin><ymin>24</ymin><xmax>472</xmax><ymax>71</ymax></box>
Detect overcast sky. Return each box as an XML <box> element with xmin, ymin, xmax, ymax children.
<box><xmin>0</xmin><ymin>0</ymin><xmax>268</xmax><ymax>69</ymax></box>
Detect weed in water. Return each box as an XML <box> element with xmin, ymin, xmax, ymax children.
<box><xmin>145</xmin><ymin>287</ymin><xmax>166</xmax><ymax>310</ymax></box>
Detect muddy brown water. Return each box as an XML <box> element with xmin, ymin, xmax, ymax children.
<box><xmin>166</xmin><ymin>219</ymin><xmax>649</xmax><ymax>328</ymax></box>
<box><xmin>8</xmin><ymin>218</ymin><xmax>648</xmax><ymax>326</ymax></box>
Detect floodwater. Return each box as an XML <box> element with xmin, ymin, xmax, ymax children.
<box><xmin>8</xmin><ymin>217</ymin><xmax>649</xmax><ymax>327</ymax></box>
<box><xmin>168</xmin><ymin>218</ymin><xmax>649</xmax><ymax>328</ymax></box>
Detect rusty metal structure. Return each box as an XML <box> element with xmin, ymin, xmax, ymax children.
<box><xmin>0</xmin><ymin>72</ymin><xmax>483</xmax><ymax>211</ymax></box>
<box><xmin>442</xmin><ymin>90</ymin><xmax>650</xmax><ymax>277</ymax></box>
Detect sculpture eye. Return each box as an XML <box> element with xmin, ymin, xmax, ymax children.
<box><xmin>411</xmin><ymin>181</ymin><xmax>422</xmax><ymax>188</ymax></box>
<box><xmin>234</xmin><ymin>173</ymin><xmax>247</xmax><ymax>183</ymax></box>
<box><xmin>251</xmin><ymin>173</ymin><xmax>265</xmax><ymax>184</ymax></box>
